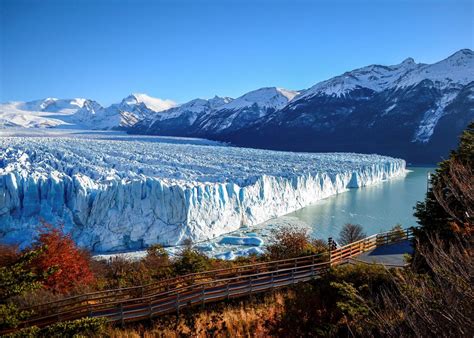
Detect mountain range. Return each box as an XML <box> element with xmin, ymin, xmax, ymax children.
<box><xmin>1</xmin><ymin>49</ymin><xmax>472</xmax><ymax>163</ymax></box>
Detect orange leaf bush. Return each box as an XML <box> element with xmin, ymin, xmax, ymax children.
<box><xmin>29</xmin><ymin>224</ymin><xmax>95</xmax><ymax>293</ymax></box>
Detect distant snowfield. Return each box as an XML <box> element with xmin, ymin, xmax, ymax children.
<box><xmin>0</xmin><ymin>128</ymin><xmax>223</xmax><ymax>146</ymax></box>
<box><xmin>0</xmin><ymin>131</ymin><xmax>406</xmax><ymax>254</ymax></box>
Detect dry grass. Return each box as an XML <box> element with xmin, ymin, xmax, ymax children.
<box><xmin>105</xmin><ymin>292</ymin><xmax>287</xmax><ymax>337</ymax></box>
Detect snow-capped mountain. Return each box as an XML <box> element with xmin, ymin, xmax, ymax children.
<box><xmin>135</xmin><ymin>87</ymin><xmax>298</xmax><ymax>137</ymax></box>
<box><xmin>0</xmin><ymin>98</ymin><xmax>98</xmax><ymax>128</ymax></box>
<box><xmin>297</xmin><ymin>49</ymin><xmax>473</xmax><ymax>100</ymax></box>
<box><xmin>121</xmin><ymin>93</ymin><xmax>176</xmax><ymax>112</ymax></box>
<box><xmin>215</xmin><ymin>49</ymin><xmax>474</xmax><ymax>163</ymax></box>
<box><xmin>129</xmin><ymin>50</ymin><xmax>473</xmax><ymax>163</ymax></box>
<box><xmin>194</xmin><ymin>87</ymin><xmax>299</xmax><ymax>134</ymax></box>
<box><xmin>0</xmin><ymin>93</ymin><xmax>176</xmax><ymax>129</ymax></box>
<box><xmin>74</xmin><ymin>93</ymin><xmax>178</xmax><ymax>129</ymax></box>
<box><xmin>134</xmin><ymin>95</ymin><xmax>233</xmax><ymax>136</ymax></box>
<box><xmin>1</xmin><ymin>49</ymin><xmax>472</xmax><ymax>163</ymax></box>
<box><xmin>21</xmin><ymin>97</ymin><xmax>88</xmax><ymax>113</ymax></box>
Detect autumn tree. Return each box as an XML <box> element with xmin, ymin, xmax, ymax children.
<box><xmin>338</xmin><ymin>224</ymin><xmax>366</xmax><ymax>246</ymax></box>
<box><xmin>29</xmin><ymin>224</ymin><xmax>95</xmax><ymax>293</ymax></box>
<box><xmin>266</xmin><ymin>226</ymin><xmax>327</xmax><ymax>260</ymax></box>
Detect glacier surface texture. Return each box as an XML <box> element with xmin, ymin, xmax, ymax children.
<box><xmin>0</xmin><ymin>136</ymin><xmax>406</xmax><ymax>252</ymax></box>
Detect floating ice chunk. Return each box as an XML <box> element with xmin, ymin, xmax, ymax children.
<box><xmin>219</xmin><ymin>236</ymin><xmax>264</xmax><ymax>247</ymax></box>
<box><xmin>214</xmin><ymin>247</ymin><xmax>265</xmax><ymax>260</ymax></box>
<box><xmin>245</xmin><ymin>232</ymin><xmax>259</xmax><ymax>237</ymax></box>
<box><xmin>195</xmin><ymin>243</ymin><xmax>216</xmax><ymax>252</ymax></box>
<box><xmin>236</xmin><ymin>247</ymin><xmax>265</xmax><ymax>256</ymax></box>
<box><xmin>215</xmin><ymin>251</ymin><xmax>236</xmax><ymax>260</ymax></box>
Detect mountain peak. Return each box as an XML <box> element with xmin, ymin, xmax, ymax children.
<box><xmin>401</xmin><ymin>57</ymin><xmax>416</xmax><ymax>65</ymax></box>
<box><xmin>444</xmin><ymin>48</ymin><xmax>473</xmax><ymax>63</ymax></box>
<box><xmin>220</xmin><ymin>87</ymin><xmax>298</xmax><ymax>111</ymax></box>
<box><xmin>451</xmin><ymin>48</ymin><xmax>473</xmax><ymax>57</ymax></box>
<box><xmin>276</xmin><ymin>87</ymin><xmax>299</xmax><ymax>101</ymax></box>
<box><xmin>209</xmin><ymin>95</ymin><xmax>233</xmax><ymax>108</ymax></box>
<box><xmin>122</xmin><ymin>93</ymin><xmax>176</xmax><ymax>112</ymax></box>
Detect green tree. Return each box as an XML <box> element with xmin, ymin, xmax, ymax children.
<box><xmin>0</xmin><ymin>246</ymin><xmax>56</xmax><ymax>330</ymax></box>
<box><xmin>414</xmin><ymin>122</ymin><xmax>473</xmax><ymax>242</ymax></box>
<box><xmin>173</xmin><ymin>246</ymin><xmax>212</xmax><ymax>275</ymax></box>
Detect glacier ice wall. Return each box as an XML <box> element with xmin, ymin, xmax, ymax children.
<box><xmin>0</xmin><ymin>136</ymin><xmax>406</xmax><ymax>252</ymax></box>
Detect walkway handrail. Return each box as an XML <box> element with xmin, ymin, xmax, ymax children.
<box><xmin>5</xmin><ymin>226</ymin><xmax>416</xmax><ymax>333</ymax></box>
<box><xmin>23</xmin><ymin>250</ymin><xmax>330</xmax><ymax>313</ymax></box>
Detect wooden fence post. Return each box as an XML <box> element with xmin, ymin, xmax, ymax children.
<box><xmin>56</xmin><ymin>305</ymin><xmax>61</xmax><ymax>323</ymax></box>
<box><xmin>201</xmin><ymin>284</ymin><xmax>205</xmax><ymax>309</ymax></box>
<box><xmin>328</xmin><ymin>237</ymin><xmax>333</xmax><ymax>264</ymax></box>
<box><xmin>119</xmin><ymin>302</ymin><xmax>124</xmax><ymax>328</ymax></box>
<box><xmin>176</xmin><ymin>293</ymin><xmax>180</xmax><ymax>316</ymax></box>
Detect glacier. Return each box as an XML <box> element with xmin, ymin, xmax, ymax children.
<box><xmin>0</xmin><ymin>135</ymin><xmax>406</xmax><ymax>253</ymax></box>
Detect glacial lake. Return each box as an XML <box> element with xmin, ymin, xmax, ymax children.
<box><xmin>287</xmin><ymin>166</ymin><xmax>434</xmax><ymax>241</ymax></box>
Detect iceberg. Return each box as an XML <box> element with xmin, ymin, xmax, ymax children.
<box><xmin>219</xmin><ymin>236</ymin><xmax>264</xmax><ymax>246</ymax></box>
<box><xmin>0</xmin><ymin>135</ymin><xmax>406</xmax><ymax>252</ymax></box>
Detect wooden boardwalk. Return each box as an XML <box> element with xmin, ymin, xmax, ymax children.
<box><xmin>3</xmin><ymin>227</ymin><xmax>416</xmax><ymax>334</ymax></box>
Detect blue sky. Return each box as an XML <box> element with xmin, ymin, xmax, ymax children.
<box><xmin>1</xmin><ymin>0</ymin><xmax>473</xmax><ymax>105</ymax></box>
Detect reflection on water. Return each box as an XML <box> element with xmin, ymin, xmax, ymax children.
<box><xmin>286</xmin><ymin>167</ymin><xmax>434</xmax><ymax>240</ymax></box>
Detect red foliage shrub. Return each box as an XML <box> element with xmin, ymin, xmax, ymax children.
<box><xmin>30</xmin><ymin>224</ymin><xmax>95</xmax><ymax>293</ymax></box>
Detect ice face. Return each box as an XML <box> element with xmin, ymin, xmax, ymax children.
<box><xmin>0</xmin><ymin>135</ymin><xmax>406</xmax><ymax>252</ymax></box>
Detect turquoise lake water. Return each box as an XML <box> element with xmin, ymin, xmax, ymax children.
<box><xmin>287</xmin><ymin>167</ymin><xmax>434</xmax><ymax>241</ymax></box>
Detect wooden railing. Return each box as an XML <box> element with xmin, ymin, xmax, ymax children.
<box><xmin>4</xmin><ymin>227</ymin><xmax>415</xmax><ymax>333</ymax></box>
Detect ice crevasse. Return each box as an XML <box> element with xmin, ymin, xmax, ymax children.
<box><xmin>0</xmin><ymin>137</ymin><xmax>406</xmax><ymax>252</ymax></box>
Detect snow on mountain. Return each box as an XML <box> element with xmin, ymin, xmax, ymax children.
<box><xmin>299</xmin><ymin>49</ymin><xmax>473</xmax><ymax>100</ymax></box>
<box><xmin>0</xmin><ymin>135</ymin><xmax>405</xmax><ymax>252</ymax></box>
<box><xmin>132</xmin><ymin>96</ymin><xmax>234</xmax><ymax>135</ymax></box>
<box><xmin>222</xmin><ymin>49</ymin><xmax>472</xmax><ymax>163</ymax></box>
<box><xmin>220</xmin><ymin>87</ymin><xmax>298</xmax><ymax>112</ymax></box>
<box><xmin>0</xmin><ymin>94</ymin><xmax>176</xmax><ymax>130</ymax></box>
<box><xmin>2</xmin><ymin>49</ymin><xmax>472</xmax><ymax>161</ymax></box>
<box><xmin>122</xmin><ymin>93</ymin><xmax>176</xmax><ymax>112</ymax></box>
<box><xmin>20</xmin><ymin>98</ymin><xmax>88</xmax><ymax>113</ymax></box>
<box><xmin>97</xmin><ymin>94</ymin><xmax>178</xmax><ymax>128</ymax></box>
<box><xmin>397</xmin><ymin>49</ymin><xmax>474</xmax><ymax>89</ymax></box>
<box><xmin>0</xmin><ymin>98</ymin><xmax>92</xmax><ymax>128</ymax></box>
<box><xmin>194</xmin><ymin>87</ymin><xmax>299</xmax><ymax>133</ymax></box>
<box><xmin>298</xmin><ymin>58</ymin><xmax>420</xmax><ymax>99</ymax></box>
<box><xmin>412</xmin><ymin>91</ymin><xmax>459</xmax><ymax>143</ymax></box>
<box><xmin>208</xmin><ymin>95</ymin><xmax>234</xmax><ymax>108</ymax></box>
<box><xmin>154</xmin><ymin>96</ymin><xmax>232</xmax><ymax>122</ymax></box>
<box><xmin>134</xmin><ymin>88</ymin><xmax>298</xmax><ymax>136</ymax></box>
